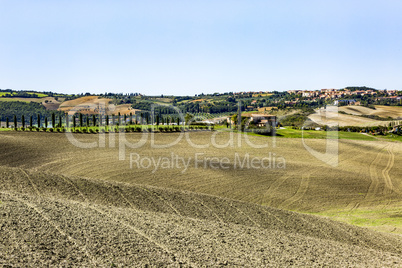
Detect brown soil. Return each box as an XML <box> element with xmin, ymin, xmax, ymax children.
<box><xmin>1</xmin><ymin>167</ymin><xmax>402</xmax><ymax>266</ymax></box>
<box><xmin>1</xmin><ymin>131</ymin><xmax>402</xmax><ymax>266</ymax></box>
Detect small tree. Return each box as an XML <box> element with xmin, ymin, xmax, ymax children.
<box><xmin>185</xmin><ymin>113</ymin><xmax>194</xmax><ymax>125</ymax></box>
<box><xmin>59</xmin><ymin>115</ymin><xmax>62</xmax><ymax>128</ymax></box>
<box><xmin>30</xmin><ymin>115</ymin><xmax>33</xmax><ymax>128</ymax></box>
<box><xmin>106</xmin><ymin>115</ymin><xmax>109</xmax><ymax>126</ymax></box>
<box><xmin>21</xmin><ymin>115</ymin><xmax>25</xmax><ymax>128</ymax></box>
<box><xmin>73</xmin><ymin>115</ymin><xmax>76</xmax><ymax>128</ymax></box>
<box><xmin>118</xmin><ymin>112</ymin><xmax>121</xmax><ymax>125</ymax></box>
<box><xmin>177</xmin><ymin>117</ymin><xmax>180</xmax><ymax>126</ymax></box>
<box><xmin>37</xmin><ymin>113</ymin><xmax>40</xmax><ymax>128</ymax></box>
<box><xmin>52</xmin><ymin>112</ymin><xmax>55</xmax><ymax>128</ymax></box>
<box><xmin>92</xmin><ymin>114</ymin><xmax>96</xmax><ymax>127</ymax></box>
<box><xmin>66</xmin><ymin>113</ymin><xmax>69</xmax><ymax>128</ymax></box>
<box><xmin>14</xmin><ymin>115</ymin><xmax>17</xmax><ymax>129</ymax></box>
<box><xmin>6</xmin><ymin>117</ymin><xmax>9</xmax><ymax>128</ymax></box>
<box><xmin>156</xmin><ymin>114</ymin><xmax>160</xmax><ymax>128</ymax></box>
<box><xmin>231</xmin><ymin>114</ymin><xmax>238</xmax><ymax>127</ymax></box>
<box><xmin>45</xmin><ymin>117</ymin><xmax>48</xmax><ymax>128</ymax></box>
<box><xmin>79</xmin><ymin>113</ymin><xmax>83</xmax><ymax>127</ymax></box>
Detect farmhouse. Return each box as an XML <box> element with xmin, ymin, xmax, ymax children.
<box><xmin>244</xmin><ymin>113</ymin><xmax>277</xmax><ymax>127</ymax></box>
<box><xmin>226</xmin><ymin>113</ymin><xmax>277</xmax><ymax>127</ymax></box>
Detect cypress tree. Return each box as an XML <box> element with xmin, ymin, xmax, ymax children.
<box><xmin>92</xmin><ymin>114</ymin><xmax>96</xmax><ymax>127</ymax></box>
<box><xmin>45</xmin><ymin>117</ymin><xmax>48</xmax><ymax>128</ymax></box>
<box><xmin>79</xmin><ymin>113</ymin><xmax>83</xmax><ymax>127</ymax></box>
<box><xmin>124</xmin><ymin>114</ymin><xmax>127</xmax><ymax>125</ymax></box>
<box><xmin>112</xmin><ymin>114</ymin><xmax>114</xmax><ymax>125</ymax></box>
<box><xmin>59</xmin><ymin>115</ymin><xmax>62</xmax><ymax>127</ymax></box>
<box><xmin>30</xmin><ymin>115</ymin><xmax>33</xmax><ymax>128</ymax></box>
<box><xmin>14</xmin><ymin>115</ymin><xmax>17</xmax><ymax>129</ymax></box>
<box><xmin>52</xmin><ymin>112</ymin><xmax>55</xmax><ymax>128</ymax></box>
<box><xmin>118</xmin><ymin>112</ymin><xmax>121</xmax><ymax>125</ymax></box>
<box><xmin>86</xmin><ymin>115</ymin><xmax>89</xmax><ymax>127</ymax></box>
<box><xmin>73</xmin><ymin>115</ymin><xmax>76</xmax><ymax>128</ymax></box>
<box><xmin>177</xmin><ymin>117</ymin><xmax>180</xmax><ymax>126</ymax></box>
<box><xmin>66</xmin><ymin>114</ymin><xmax>69</xmax><ymax>128</ymax></box>
<box><xmin>156</xmin><ymin>114</ymin><xmax>159</xmax><ymax>128</ymax></box>
<box><xmin>130</xmin><ymin>112</ymin><xmax>133</xmax><ymax>125</ymax></box>
<box><xmin>6</xmin><ymin>117</ymin><xmax>9</xmax><ymax>128</ymax></box>
<box><xmin>21</xmin><ymin>115</ymin><xmax>25</xmax><ymax>128</ymax></box>
<box><xmin>37</xmin><ymin>113</ymin><xmax>40</xmax><ymax>128</ymax></box>
<box><xmin>106</xmin><ymin>115</ymin><xmax>109</xmax><ymax>126</ymax></box>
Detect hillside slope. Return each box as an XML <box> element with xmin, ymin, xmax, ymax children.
<box><xmin>340</xmin><ymin>105</ymin><xmax>402</xmax><ymax>119</ymax></box>
<box><xmin>1</xmin><ymin>131</ymin><xmax>401</xmax><ymax>235</ymax></box>
<box><xmin>1</xmin><ymin>166</ymin><xmax>402</xmax><ymax>266</ymax></box>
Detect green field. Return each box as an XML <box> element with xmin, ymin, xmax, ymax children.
<box><xmin>309</xmin><ymin>207</ymin><xmax>402</xmax><ymax>234</ymax></box>
<box><xmin>0</xmin><ymin>92</ymin><xmax>47</xmax><ymax>98</ymax></box>
<box><xmin>0</xmin><ymin>98</ymin><xmax>31</xmax><ymax>102</ymax></box>
<box><xmin>275</xmin><ymin>127</ymin><xmax>379</xmax><ymax>141</ymax></box>
<box><xmin>0</xmin><ymin>92</ymin><xmax>16</xmax><ymax>97</ymax></box>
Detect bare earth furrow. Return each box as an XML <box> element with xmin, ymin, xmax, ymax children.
<box><xmin>382</xmin><ymin>146</ymin><xmax>396</xmax><ymax>195</ymax></box>
<box><xmin>0</xmin><ymin>191</ymin><xmax>98</xmax><ymax>266</ymax></box>
<box><xmin>365</xmin><ymin>144</ymin><xmax>388</xmax><ymax>200</ymax></box>
<box><xmin>279</xmin><ymin>175</ymin><xmax>310</xmax><ymax>209</ymax></box>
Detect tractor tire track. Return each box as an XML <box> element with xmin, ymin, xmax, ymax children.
<box><xmin>0</xmin><ymin>191</ymin><xmax>98</xmax><ymax>265</ymax></box>
<box><xmin>81</xmin><ymin>202</ymin><xmax>197</xmax><ymax>267</ymax></box>
<box><xmin>365</xmin><ymin>145</ymin><xmax>388</xmax><ymax>201</ymax></box>
<box><xmin>192</xmin><ymin>195</ymin><xmax>225</xmax><ymax>224</ymax></box>
<box><xmin>279</xmin><ymin>175</ymin><xmax>310</xmax><ymax>209</ymax></box>
<box><xmin>139</xmin><ymin>186</ymin><xmax>182</xmax><ymax>217</ymax></box>
<box><xmin>345</xmin><ymin>201</ymin><xmax>360</xmax><ymax>211</ymax></box>
<box><xmin>264</xmin><ymin>175</ymin><xmax>290</xmax><ymax>206</ymax></box>
<box><xmin>58</xmin><ymin>174</ymin><xmax>88</xmax><ymax>202</ymax></box>
<box><xmin>382</xmin><ymin>146</ymin><xmax>396</xmax><ymax>195</ymax></box>
<box><xmin>31</xmin><ymin>155</ymin><xmax>77</xmax><ymax>173</ymax></box>
<box><xmin>229</xmin><ymin>201</ymin><xmax>261</xmax><ymax>228</ymax></box>
<box><xmin>20</xmin><ymin>169</ymin><xmax>42</xmax><ymax>197</ymax></box>
<box><xmin>44</xmin><ymin>175</ymin><xmax>195</xmax><ymax>266</ymax></box>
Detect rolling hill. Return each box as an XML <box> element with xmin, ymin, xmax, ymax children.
<box><xmin>1</xmin><ymin>166</ymin><xmax>401</xmax><ymax>266</ymax></box>
<box><xmin>0</xmin><ymin>130</ymin><xmax>401</xmax><ymax>266</ymax></box>
<box><xmin>309</xmin><ymin>106</ymin><xmax>401</xmax><ymax>127</ymax></box>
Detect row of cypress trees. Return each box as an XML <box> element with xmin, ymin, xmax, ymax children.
<box><xmin>1</xmin><ymin>112</ymin><xmax>182</xmax><ymax>129</ymax></box>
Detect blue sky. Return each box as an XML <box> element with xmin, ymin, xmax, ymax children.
<box><xmin>1</xmin><ymin>0</ymin><xmax>401</xmax><ymax>95</ymax></box>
